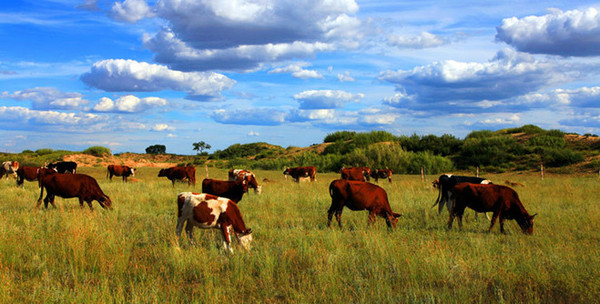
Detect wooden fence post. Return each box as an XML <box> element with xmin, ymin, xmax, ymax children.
<box><xmin>421</xmin><ymin>167</ymin><xmax>424</xmax><ymax>182</ymax></box>
<box><xmin>476</xmin><ymin>166</ymin><xmax>479</xmax><ymax>177</ymax></box>
<box><xmin>541</xmin><ymin>164</ymin><xmax>544</xmax><ymax>180</ymax></box>
<box><xmin>205</xmin><ymin>164</ymin><xmax>209</xmax><ymax>178</ymax></box>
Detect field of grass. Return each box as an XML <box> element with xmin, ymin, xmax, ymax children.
<box><xmin>0</xmin><ymin>167</ymin><xmax>598</xmax><ymax>303</ymax></box>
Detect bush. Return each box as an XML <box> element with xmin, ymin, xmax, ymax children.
<box><xmin>83</xmin><ymin>146</ymin><xmax>112</xmax><ymax>157</ymax></box>
<box><xmin>541</xmin><ymin>148</ymin><xmax>585</xmax><ymax>167</ymax></box>
<box><xmin>211</xmin><ymin>143</ymin><xmax>284</xmax><ymax>159</ymax></box>
<box><xmin>456</xmin><ymin>136</ymin><xmax>521</xmax><ymax>168</ymax></box>
<box><xmin>146</xmin><ymin>144</ymin><xmax>166</xmax><ymax>154</ymax></box>
<box><xmin>528</xmin><ymin>135</ymin><xmax>565</xmax><ymax>148</ymax></box>
<box><xmin>35</xmin><ymin>148</ymin><xmax>54</xmax><ymax>155</ymax></box>
<box><xmin>324</xmin><ymin>131</ymin><xmax>356</xmax><ymax>143</ymax></box>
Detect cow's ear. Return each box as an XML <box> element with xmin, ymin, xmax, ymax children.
<box><xmin>530</xmin><ymin>213</ymin><xmax>538</xmax><ymax>219</ymax></box>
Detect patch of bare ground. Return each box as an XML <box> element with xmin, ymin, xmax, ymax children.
<box><xmin>62</xmin><ymin>153</ymin><xmax>195</xmax><ymax>168</ymax></box>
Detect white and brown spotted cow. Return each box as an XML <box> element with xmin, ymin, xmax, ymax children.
<box><xmin>1</xmin><ymin>161</ymin><xmax>19</xmax><ymax>179</ymax></box>
<box><xmin>176</xmin><ymin>192</ymin><xmax>253</xmax><ymax>253</ymax></box>
<box><xmin>228</xmin><ymin>169</ymin><xmax>262</xmax><ymax>194</ymax></box>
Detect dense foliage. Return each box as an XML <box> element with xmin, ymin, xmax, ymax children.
<box><xmin>83</xmin><ymin>146</ymin><xmax>112</xmax><ymax>157</ymax></box>
<box><xmin>210</xmin><ymin>142</ymin><xmax>285</xmax><ymax>160</ymax></box>
<box><xmin>145</xmin><ymin>144</ymin><xmax>166</xmax><ymax>154</ymax></box>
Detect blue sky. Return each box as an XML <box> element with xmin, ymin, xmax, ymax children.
<box><xmin>2</xmin><ymin>0</ymin><xmax>600</xmax><ymax>154</ymax></box>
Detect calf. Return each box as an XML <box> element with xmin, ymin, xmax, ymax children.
<box><xmin>228</xmin><ymin>169</ymin><xmax>261</xmax><ymax>194</ymax></box>
<box><xmin>1</xmin><ymin>161</ymin><xmax>19</xmax><ymax>179</ymax></box>
<box><xmin>370</xmin><ymin>168</ymin><xmax>393</xmax><ymax>183</ymax></box>
<box><xmin>158</xmin><ymin>166</ymin><xmax>196</xmax><ymax>187</ymax></box>
<box><xmin>107</xmin><ymin>165</ymin><xmax>135</xmax><ymax>182</ymax></box>
<box><xmin>37</xmin><ymin>172</ymin><xmax>112</xmax><ymax>210</ymax></box>
<box><xmin>202</xmin><ymin>178</ymin><xmax>248</xmax><ymax>204</ymax></box>
<box><xmin>16</xmin><ymin>166</ymin><xmax>56</xmax><ymax>187</ymax></box>
<box><xmin>47</xmin><ymin>161</ymin><xmax>77</xmax><ymax>174</ymax></box>
<box><xmin>328</xmin><ymin>179</ymin><xmax>401</xmax><ymax>228</ymax></box>
<box><xmin>449</xmin><ymin>183</ymin><xmax>536</xmax><ymax>234</ymax></box>
<box><xmin>283</xmin><ymin>166</ymin><xmax>316</xmax><ymax>182</ymax></box>
<box><xmin>176</xmin><ymin>192</ymin><xmax>253</xmax><ymax>253</ymax></box>
<box><xmin>340</xmin><ymin>167</ymin><xmax>370</xmax><ymax>182</ymax></box>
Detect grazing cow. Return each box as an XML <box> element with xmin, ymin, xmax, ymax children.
<box><xmin>283</xmin><ymin>166</ymin><xmax>316</xmax><ymax>182</ymax></box>
<box><xmin>340</xmin><ymin>167</ymin><xmax>370</xmax><ymax>182</ymax></box>
<box><xmin>47</xmin><ymin>161</ymin><xmax>77</xmax><ymax>174</ymax></box>
<box><xmin>228</xmin><ymin>169</ymin><xmax>262</xmax><ymax>194</ymax></box>
<box><xmin>16</xmin><ymin>166</ymin><xmax>56</xmax><ymax>187</ymax></box>
<box><xmin>370</xmin><ymin>168</ymin><xmax>393</xmax><ymax>183</ymax></box>
<box><xmin>176</xmin><ymin>192</ymin><xmax>253</xmax><ymax>253</ymax></box>
<box><xmin>158</xmin><ymin>166</ymin><xmax>196</xmax><ymax>187</ymax></box>
<box><xmin>432</xmin><ymin>174</ymin><xmax>492</xmax><ymax>216</ymax></box>
<box><xmin>448</xmin><ymin>183</ymin><xmax>536</xmax><ymax>234</ymax></box>
<box><xmin>37</xmin><ymin>172</ymin><xmax>112</xmax><ymax>210</ymax></box>
<box><xmin>1</xmin><ymin>161</ymin><xmax>19</xmax><ymax>178</ymax></box>
<box><xmin>202</xmin><ymin>178</ymin><xmax>248</xmax><ymax>204</ymax></box>
<box><xmin>328</xmin><ymin>179</ymin><xmax>401</xmax><ymax>229</ymax></box>
<box><xmin>107</xmin><ymin>165</ymin><xmax>135</xmax><ymax>182</ymax></box>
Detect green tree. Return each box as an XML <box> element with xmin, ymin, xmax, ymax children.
<box><xmin>146</xmin><ymin>144</ymin><xmax>166</xmax><ymax>154</ymax></box>
<box><xmin>193</xmin><ymin>141</ymin><xmax>212</xmax><ymax>154</ymax></box>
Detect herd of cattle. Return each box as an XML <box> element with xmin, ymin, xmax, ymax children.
<box><xmin>1</xmin><ymin>161</ymin><xmax>536</xmax><ymax>252</ymax></box>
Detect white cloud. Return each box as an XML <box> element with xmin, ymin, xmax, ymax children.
<box><xmin>248</xmin><ymin>130</ymin><xmax>260</xmax><ymax>136</ymax></box>
<box><xmin>387</xmin><ymin>32</ymin><xmax>448</xmax><ymax>49</ymax></box>
<box><xmin>3</xmin><ymin>87</ymin><xmax>89</xmax><ymax>110</ymax></box>
<box><xmin>143</xmin><ymin>0</ymin><xmax>361</xmax><ymax>71</ymax></box>
<box><xmin>496</xmin><ymin>7</ymin><xmax>600</xmax><ymax>56</ymax></box>
<box><xmin>211</xmin><ymin>108</ymin><xmax>287</xmax><ymax>125</ymax></box>
<box><xmin>269</xmin><ymin>62</ymin><xmax>323</xmax><ymax>79</ymax></box>
<box><xmin>151</xmin><ymin>123</ymin><xmax>174</xmax><ymax>131</ymax></box>
<box><xmin>81</xmin><ymin>59</ymin><xmax>235</xmax><ymax>100</ymax></box>
<box><xmin>516</xmin><ymin>87</ymin><xmax>600</xmax><ymax>108</ymax></box>
<box><xmin>293</xmin><ymin>90</ymin><xmax>365</xmax><ymax>109</ymax></box>
<box><xmin>110</xmin><ymin>0</ymin><xmax>154</xmax><ymax>23</ymax></box>
<box><xmin>0</xmin><ymin>106</ymin><xmax>101</xmax><ymax>126</ymax></box>
<box><xmin>337</xmin><ymin>71</ymin><xmax>355</xmax><ymax>82</ymax></box>
<box><xmin>92</xmin><ymin>95</ymin><xmax>167</xmax><ymax>113</ymax></box>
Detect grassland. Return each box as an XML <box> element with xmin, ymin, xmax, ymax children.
<box><xmin>0</xmin><ymin>167</ymin><xmax>598</xmax><ymax>303</ymax></box>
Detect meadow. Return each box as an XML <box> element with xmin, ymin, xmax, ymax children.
<box><xmin>0</xmin><ymin>167</ymin><xmax>598</xmax><ymax>303</ymax></box>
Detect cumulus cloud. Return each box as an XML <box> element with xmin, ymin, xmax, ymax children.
<box><xmin>387</xmin><ymin>32</ymin><xmax>448</xmax><ymax>49</ymax></box>
<box><xmin>110</xmin><ymin>0</ymin><xmax>154</xmax><ymax>23</ymax></box>
<box><xmin>0</xmin><ymin>106</ymin><xmax>101</xmax><ymax>126</ymax></box>
<box><xmin>81</xmin><ymin>59</ymin><xmax>235</xmax><ymax>100</ymax></box>
<box><xmin>92</xmin><ymin>95</ymin><xmax>167</xmax><ymax>113</ymax></box>
<box><xmin>466</xmin><ymin>114</ymin><xmax>521</xmax><ymax>129</ymax></box>
<box><xmin>516</xmin><ymin>87</ymin><xmax>600</xmax><ymax>108</ymax></box>
<box><xmin>151</xmin><ymin>123</ymin><xmax>174</xmax><ymax>131</ymax></box>
<box><xmin>269</xmin><ymin>62</ymin><xmax>323</xmax><ymax>79</ymax></box>
<box><xmin>211</xmin><ymin>108</ymin><xmax>287</xmax><ymax>125</ymax></box>
<box><xmin>2</xmin><ymin>87</ymin><xmax>88</xmax><ymax>110</ymax></box>
<box><xmin>248</xmin><ymin>130</ymin><xmax>260</xmax><ymax>136</ymax></box>
<box><xmin>142</xmin><ymin>0</ymin><xmax>361</xmax><ymax>71</ymax></box>
<box><xmin>379</xmin><ymin>48</ymin><xmax>590</xmax><ymax>109</ymax></box>
<box><xmin>287</xmin><ymin>108</ymin><xmax>397</xmax><ymax>128</ymax></box>
<box><xmin>496</xmin><ymin>7</ymin><xmax>600</xmax><ymax>56</ymax></box>
<box><xmin>337</xmin><ymin>71</ymin><xmax>355</xmax><ymax>82</ymax></box>
<box><xmin>293</xmin><ymin>90</ymin><xmax>364</xmax><ymax>109</ymax></box>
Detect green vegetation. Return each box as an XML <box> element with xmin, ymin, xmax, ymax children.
<box><xmin>83</xmin><ymin>146</ymin><xmax>112</xmax><ymax>157</ymax></box>
<box><xmin>146</xmin><ymin>144</ymin><xmax>166</xmax><ymax>154</ymax></box>
<box><xmin>0</xmin><ymin>167</ymin><xmax>598</xmax><ymax>302</ymax></box>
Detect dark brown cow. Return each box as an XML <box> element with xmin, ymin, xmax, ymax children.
<box><xmin>37</xmin><ymin>172</ymin><xmax>112</xmax><ymax>210</ymax></box>
<box><xmin>228</xmin><ymin>169</ymin><xmax>261</xmax><ymax>194</ymax></box>
<box><xmin>16</xmin><ymin>166</ymin><xmax>56</xmax><ymax>187</ymax></box>
<box><xmin>370</xmin><ymin>168</ymin><xmax>393</xmax><ymax>183</ymax></box>
<box><xmin>448</xmin><ymin>183</ymin><xmax>536</xmax><ymax>234</ymax></box>
<box><xmin>328</xmin><ymin>179</ymin><xmax>401</xmax><ymax>228</ymax></box>
<box><xmin>107</xmin><ymin>165</ymin><xmax>135</xmax><ymax>182</ymax></box>
<box><xmin>202</xmin><ymin>178</ymin><xmax>248</xmax><ymax>203</ymax></box>
<box><xmin>158</xmin><ymin>166</ymin><xmax>196</xmax><ymax>187</ymax></box>
<box><xmin>340</xmin><ymin>167</ymin><xmax>370</xmax><ymax>182</ymax></box>
<box><xmin>283</xmin><ymin>166</ymin><xmax>316</xmax><ymax>182</ymax></box>
<box><xmin>176</xmin><ymin>192</ymin><xmax>252</xmax><ymax>253</ymax></box>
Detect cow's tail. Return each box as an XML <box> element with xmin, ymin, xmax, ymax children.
<box><xmin>177</xmin><ymin>193</ymin><xmax>186</xmax><ymax>218</ymax></box>
<box><xmin>37</xmin><ymin>170</ymin><xmax>45</xmax><ymax>206</ymax></box>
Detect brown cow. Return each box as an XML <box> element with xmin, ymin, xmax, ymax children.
<box><xmin>16</xmin><ymin>166</ymin><xmax>56</xmax><ymax>187</ymax></box>
<box><xmin>228</xmin><ymin>169</ymin><xmax>261</xmax><ymax>194</ymax></box>
<box><xmin>328</xmin><ymin>179</ymin><xmax>401</xmax><ymax>229</ymax></box>
<box><xmin>340</xmin><ymin>167</ymin><xmax>370</xmax><ymax>181</ymax></box>
<box><xmin>202</xmin><ymin>178</ymin><xmax>248</xmax><ymax>203</ymax></box>
<box><xmin>448</xmin><ymin>183</ymin><xmax>536</xmax><ymax>234</ymax></box>
<box><xmin>158</xmin><ymin>166</ymin><xmax>196</xmax><ymax>187</ymax></box>
<box><xmin>107</xmin><ymin>165</ymin><xmax>135</xmax><ymax>182</ymax></box>
<box><xmin>283</xmin><ymin>166</ymin><xmax>316</xmax><ymax>182</ymax></box>
<box><xmin>370</xmin><ymin>168</ymin><xmax>393</xmax><ymax>183</ymax></box>
<box><xmin>37</xmin><ymin>172</ymin><xmax>112</xmax><ymax>210</ymax></box>
<box><xmin>176</xmin><ymin>192</ymin><xmax>253</xmax><ymax>253</ymax></box>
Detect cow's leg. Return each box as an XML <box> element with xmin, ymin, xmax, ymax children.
<box><xmin>171</xmin><ymin>179</ymin><xmax>176</xmax><ymax>188</ymax></box>
<box><xmin>79</xmin><ymin>197</ymin><xmax>85</xmax><ymax>208</ymax></box>
<box><xmin>499</xmin><ymin>215</ymin><xmax>506</xmax><ymax>234</ymax></box>
<box><xmin>185</xmin><ymin>221</ymin><xmax>195</xmax><ymax>245</ymax></box>
<box><xmin>447</xmin><ymin>211</ymin><xmax>455</xmax><ymax>229</ymax></box>
<box><xmin>367</xmin><ymin>211</ymin><xmax>377</xmax><ymax>227</ymax></box>
<box><xmin>327</xmin><ymin>199</ymin><xmax>343</xmax><ymax>227</ymax></box>
<box><xmin>175</xmin><ymin>217</ymin><xmax>186</xmax><ymax>241</ymax></box>
<box><xmin>489</xmin><ymin>211</ymin><xmax>500</xmax><ymax>233</ymax></box>
<box><xmin>86</xmin><ymin>200</ymin><xmax>94</xmax><ymax>211</ymax></box>
<box><xmin>48</xmin><ymin>195</ymin><xmax>57</xmax><ymax>208</ymax></box>
<box><xmin>221</xmin><ymin>225</ymin><xmax>233</xmax><ymax>253</ymax></box>
<box><xmin>335</xmin><ymin>209</ymin><xmax>344</xmax><ymax>229</ymax></box>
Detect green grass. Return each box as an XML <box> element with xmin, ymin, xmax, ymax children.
<box><xmin>0</xmin><ymin>168</ymin><xmax>598</xmax><ymax>303</ymax></box>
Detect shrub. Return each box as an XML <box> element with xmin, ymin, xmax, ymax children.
<box><xmin>35</xmin><ymin>148</ymin><xmax>54</xmax><ymax>155</ymax></box>
<box><xmin>324</xmin><ymin>131</ymin><xmax>356</xmax><ymax>143</ymax></box>
<box><xmin>464</xmin><ymin>130</ymin><xmax>494</xmax><ymax>140</ymax></box>
<box><xmin>528</xmin><ymin>135</ymin><xmax>566</xmax><ymax>148</ymax></box>
<box><xmin>146</xmin><ymin>144</ymin><xmax>166</xmax><ymax>154</ymax></box>
<box><xmin>541</xmin><ymin>148</ymin><xmax>585</xmax><ymax>167</ymax></box>
<box><xmin>83</xmin><ymin>146</ymin><xmax>112</xmax><ymax>157</ymax></box>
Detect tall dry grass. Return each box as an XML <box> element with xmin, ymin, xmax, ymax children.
<box><xmin>0</xmin><ymin>167</ymin><xmax>598</xmax><ymax>303</ymax></box>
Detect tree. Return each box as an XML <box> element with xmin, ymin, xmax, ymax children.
<box><xmin>193</xmin><ymin>141</ymin><xmax>211</xmax><ymax>154</ymax></box>
<box><xmin>146</xmin><ymin>144</ymin><xmax>166</xmax><ymax>154</ymax></box>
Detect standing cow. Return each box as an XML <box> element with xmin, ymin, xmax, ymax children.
<box><xmin>16</xmin><ymin>166</ymin><xmax>56</xmax><ymax>187</ymax></box>
<box><xmin>37</xmin><ymin>172</ymin><xmax>112</xmax><ymax>210</ymax></box>
<box><xmin>1</xmin><ymin>161</ymin><xmax>19</xmax><ymax>179</ymax></box>
<box><xmin>47</xmin><ymin>161</ymin><xmax>77</xmax><ymax>174</ymax></box>
<box><xmin>228</xmin><ymin>169</ymin><xmax>261</xmax><ymax>194</ymax></box>
<box><xmin>340</xmin><ymin>167</ymin><xmax>370</xmax><ymax>182</ymax></box>
<box><xmin>107</xmin><ymin>165</ymin><xmax>135</xmax><ymax>182</ymax></box>
<box><xmin>283</xmin><ymin>166</ymin><xmax>316</xmax><ymax>182</ymax></box>
<box><xmin>448</xmin><ymin>183</ymin><xmax>536</xmax><ymax>234</ymax></box>
<box><xmin>328</xmin><ymin>179</ymin><xmax>401</xmax><ymax>229</ymax></box>
<box><xmin>176</xmin><ymin>192</ymin><xmax>253</xmax><ymax>253</ymax></box>
<box><xmin>432</xmin><ymin>174</ymin><xmax>492</xmax><ymax>218</ymax></box>
<box><xmin>370</xmin><ymin>168</ymin><xmax>393</xmax><ymax>183</ymax></box>
<box><xmin>158</xmin><ymin>166</ymin><xmax>196</xmax><ymax>187</ymax></box>
<box><xmin>202</xmin><ymin>178</ymin><xmax>249</xmax><ymax>204</ymax></box>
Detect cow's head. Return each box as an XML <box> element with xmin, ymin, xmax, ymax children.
<box><xmin>432</xmin><ymin>180</ymin><xmax>440</xmax><ymax>188</ymax></box>
<box><xmin>521</xmin><ymin>213</ymin><xmax>537</xmax><ymax>234</ymax></box>
<box><xmin>130</xmin><ymin>167</ymin><xmax>135</xmax><ymax>176</ymax></box>
<box><xmin>387</xmin><ymin>213</ymin><xmax>402</xmax><ymax>228</ymax></box>
<box><xmin>158</xmin><ymin>169</ymin><xmax>166</xmax><ymax>177</ymax></box>
<box><xmin>282</xmin><ymin>167</ymin><xmax>289</xmax><ymax>175</ymax></box>
<box><xmin>99</xmin><ymin>195</ymin><xmax>113</xmax><ymax>210</ymax></box>
<box><xmin>237</xmin><ymin>228</ymin><xmax>253</xmax><ymax>251</ymax></box>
